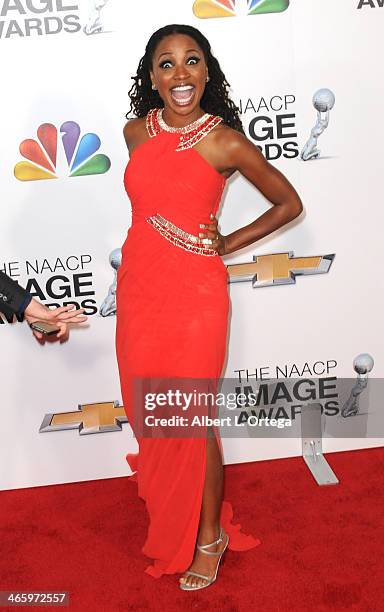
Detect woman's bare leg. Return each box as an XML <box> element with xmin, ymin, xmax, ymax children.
<box><xmin>179</xmin><ymin>431</ymin><xmax>227</xmax><ymax>588</ymax></box>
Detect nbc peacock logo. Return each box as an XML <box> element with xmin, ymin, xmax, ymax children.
<box><xmin>14</xmin><ymin>121</ymin><xmax>111</xmax><ymax>181</ymax></box>
<box><xmin>193</xmin><ymin>0</ymin><xmax>289</xmax><ymax>18</ymax></box>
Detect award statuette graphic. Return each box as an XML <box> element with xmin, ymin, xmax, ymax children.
<box><xmin>99</xmin><ymin>248</ymin><xmax>122</xmax><ymax>317</ymax></box>
<box><xmin>341</xmin><ymin>353</ymin><xmax>374</xmax><ymax>418</ymax></box>
<box><xmin>300</xmin><ymin>88</ymin><xmax>336</xmax><ymax>161</ymax></box>
<box><xmin>83</xmin><ymin>0</ymin><xmax>110</xmax><ymax>35</ymax></box>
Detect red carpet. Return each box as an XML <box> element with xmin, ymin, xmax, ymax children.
<box><xmin>1</xmin><ymin>447</ymin><xmax>383</xmax><ymax>611</ymax></box>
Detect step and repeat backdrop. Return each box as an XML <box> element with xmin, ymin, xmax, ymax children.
<box><xmin>1</xmin><ymin>0</ymin><xmax>383</xmax><ymax>490</ymax></box>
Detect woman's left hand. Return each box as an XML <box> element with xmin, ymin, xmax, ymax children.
<box><xmin>199</xmin><ymin>214</ymin><xmax>227</xmax><ymax>256</ymax></box>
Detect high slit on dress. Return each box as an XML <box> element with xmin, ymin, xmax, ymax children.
<box><xmin>115</xmin><ymin>109</ymin><xmax>260</xmax><ymax>578</ymax></box>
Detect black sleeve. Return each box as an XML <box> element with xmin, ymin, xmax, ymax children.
<box><xmin>0</xmin><ymin>271</ymin><xmax>33</xmax><ymax>316</ymax></box>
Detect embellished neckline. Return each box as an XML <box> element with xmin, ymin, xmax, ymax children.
<box><xmin>157</xmin><ymin>108</ymin><xmax>211</xmax><ymax>134</ymax></box>
<box><xmin>146</xmin><ymin>107</ymin><xmax>223</xmax><ymax>152</ymax></box>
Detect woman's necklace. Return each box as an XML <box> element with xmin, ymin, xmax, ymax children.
<box><xmin>147</xmin><ymin>107</ymin><xmax>223</xmax><ymax>151</ymax></box>
<box><xmin>157</xmin><ymin>108</ymin><xmax>211</xmax><ymax>134</ymax></box>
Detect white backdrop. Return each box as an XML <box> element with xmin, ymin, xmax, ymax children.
<box><xmin>1</xmin><ymin>0</ymin><xmax>383</xmax><ymax>491</ymax></box>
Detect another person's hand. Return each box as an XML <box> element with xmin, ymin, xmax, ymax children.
<box><xmin>24</xmin><ymin>299</ymin><xmax>88</xmax><ymax>340</ymax></box>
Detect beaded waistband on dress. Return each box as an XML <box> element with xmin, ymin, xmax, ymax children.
<box><xmin>146</xmin><ymin>212</ymin><xmax>218</xmax><ymax>257</ymax></box>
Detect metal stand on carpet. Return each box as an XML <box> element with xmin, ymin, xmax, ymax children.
<box><xmin>301</xmin><ymin>402</ymin><xmax>339</xmax><ymax>486</ymax></box>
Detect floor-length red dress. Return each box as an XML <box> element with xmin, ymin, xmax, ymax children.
<box><xmin>115</xmin><ymin>108</ymin><xmax>260</xmax><ymax>579</ymax></box>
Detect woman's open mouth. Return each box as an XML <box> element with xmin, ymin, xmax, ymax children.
<box><xmin>170</xmin><ymin>85</ymin><xmax>196</xmax><ymax>106</ymax></box>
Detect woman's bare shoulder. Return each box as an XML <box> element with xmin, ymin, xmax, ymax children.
<box><xmin>212</xmin><ymin>122</ymin><xmax>248</xmax><ymax>150</ymax></box>
<box><xmin>123</xmin><ymin>116</ymin><xmax>147</xmax><ymax>149</ymax></box>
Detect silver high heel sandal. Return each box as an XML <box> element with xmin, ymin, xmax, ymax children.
<box><xmin>179</xmin><ymin>527</ymin><xmax>229</xmax><ymax>591</ymax></box>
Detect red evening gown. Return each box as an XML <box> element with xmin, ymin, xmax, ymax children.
<box><xmin>115</xmin><ymin>108</ymin><xmax>260</xmax><ymax>579</ymax></box>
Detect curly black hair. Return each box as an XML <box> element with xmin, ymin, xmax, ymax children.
<box><xmin>126</xmin><ymin>23</ymin><xmax>244</xmax><ymax>134</ymax></box>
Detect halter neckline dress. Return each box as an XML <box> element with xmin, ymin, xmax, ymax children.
<box><xmin>116</xmin><ymin>107</ymin><xmax>260</xmax><ymax>578</ymax></box>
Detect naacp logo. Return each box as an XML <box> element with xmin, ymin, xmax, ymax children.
<box><xmin>14</xmin><ymin>121</ymin><xmax>111</xmax><ymax>181</ymax></box>
<box><xmin>0</xmin><ymin>1</ymin><xmax>81</xmax><ymax>39</ymax></box>
<box><xmin>0</xmin><ymin>1</ymin><xmax>112</xmax><ymax>39</ymax></box>
<box><xmin>193</xmin><ymin>0</ymin><xmax>289</xmax><ymax>19</ymax></box>
<box><xmin>357</xmin><ymin>0</ymin><xmax>384</xmax><ymax>8</ymax></box>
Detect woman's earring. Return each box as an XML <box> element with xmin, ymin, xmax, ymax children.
<box><xmin>152</xmin><ymin>83</ymin><xmax>157</xmax><ymax>90</ymax></box>
<box><xmin>206</xmin><ymin>75</ymin><xmax>210</xmax><ymax>83</ymax></box>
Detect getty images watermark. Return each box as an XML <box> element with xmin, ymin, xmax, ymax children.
<box><xmin>143</xmin><ymin>388</ymin><xmax>292</xmax><ymax>430</ymax></box>
<box><xmin>130</xmin><ymin>375</ymin><xmax>379</xmax><ymax>440</ymax></box>
<box><xmin>131</xmin><ymin>377</ymin><xmax>296</xmax><ymax>439</ymax></box>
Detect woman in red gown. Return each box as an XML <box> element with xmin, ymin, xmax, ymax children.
<box><xmin>116</xmin><ymin>24</ymin><xmax>303</xmax><ymax>590</ymax></box>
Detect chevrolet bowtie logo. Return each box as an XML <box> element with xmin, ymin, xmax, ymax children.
<box><xmin>39</xmin><ymin>401</ymin><xmax>127</xmax><ymax>435</ymax></box>
<box><xmin>227</xmin><ymin>252</ymin><xmax>335</xmax><ymax>287</ymax></box>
